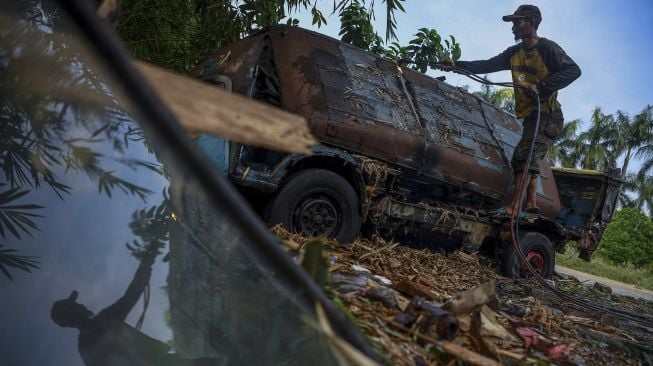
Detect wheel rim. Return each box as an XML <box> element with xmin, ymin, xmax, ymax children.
<box><xmin>519</xmin><ymin>249</ymin><xmax>546</xmax><ymax>277</ymax></box>
<box><xmin>294</xmin><ymin>194</ymin><xmax>340</xmax><ymax>237</ymax></box>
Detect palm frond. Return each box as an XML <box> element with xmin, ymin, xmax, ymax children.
<box><xmin>0</xmin><ymin>245</ymin><xmax>40</xmax><ymax>281</ymax></box>
<box><xmin>97</xmin><ymin>171</ymin><xmax>153</xmax><ymax>201</ymax></box>
<box><xmin>0</xmin><ymin>185</ymin><xmax>44</xmax><ymax>240</ymax></box>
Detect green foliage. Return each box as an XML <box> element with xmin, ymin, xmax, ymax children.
<box><xmin>552</xmin><ymin>105</ymin><xmax>653</xmax><ymax>174</ymax></box>
<box><xmin>597</xmin><ymin>207</ymin><xmax>653</xmax><ymax>268</ymax></box>
<box><xmin>381</xmin><ymin>42</ymin><xmax>410</xmax><ymax>61</ymax></box>
<box><xmin>404</xmin><ymin>29</ymin><xmax>461</xmax><ymax>73</ymax></box>
<box><xmin>116</xmin><ymin>0</ymin><xmax>459</xmax><ymax>76</ymax></box>
<box><xmin>547</xmin><ymin>119</ymin><xmax>582</xmax><ymax>167</ymax></box>
<box><xmin>334</xmin><ymin>1</ymin><xmax>460</xmax><ymax>72</ymax></box>
<box><xmin>383</xmin><ymin>0</ymin><xmax>405</xmax><ymax>42</ymax></box>
<box><xmin>116</xmin><ymin>0</ymin><xmax>412</xmax><ymax>74</ymax></box>
<box><xmin>621</xmin><ymin>173</ymin><xmax>653</xmax><ymax>216</ymax></box>
<box><xmin>338</xmin><ymin>0</ymin><xmax>382</xmax><ymax>51</ymax></box>
<box><xmin>337</xmin><ymin>20</ymin><xmax>461</xmax><ymax>75</ymax></box>
<box><xmin>118</xmin><ymin>0</ymin><xmax>239</xmax><ymax>73</ymax></box>
<box><xmin>633</xmin><ymin>105</ymin><xmax>653</xmax><ymax>179</ymax></box>
<box><xmin>117</xmin><ymin>0</ymin><xmax>323</xmax><ymax>73</ymax></box>
<box><xmin>310</xmin><ymin>5</ymin><xmax>327</xmax><ymax>27</ymax></box>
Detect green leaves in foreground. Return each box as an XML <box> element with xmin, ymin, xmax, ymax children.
<box><xmin>405</xmin><ymin>28</ymin><xmax>461</xmax><ymax>73</ymax></box>
<box><xmin>363</xmin><ymin>27</ymin><xmax>462</xmax><ymax>74</ymax></box>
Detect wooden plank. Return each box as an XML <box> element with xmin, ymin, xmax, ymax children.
<box><xmin>134</xmin><ymin>61</ymin><xmax>317</xmax><ymax>153</ymax></box>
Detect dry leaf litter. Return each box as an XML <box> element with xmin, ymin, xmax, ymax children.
<box><xmin>272</xmin><ymin>226</ymin><xmax>653</xmax><ymax>366</ymax></box>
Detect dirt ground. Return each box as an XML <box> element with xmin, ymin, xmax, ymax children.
<box><xmin>274</xmin><ymin>227</ymin><xmax>653</xmax><ymax>366</ymax></box>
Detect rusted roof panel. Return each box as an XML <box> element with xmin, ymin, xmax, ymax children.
<box><xmin>307</xmin><ymin>33</ymin><xmax>421</xmax><ymax>134</ymax></box>
<box><xmin>192</xmin><ymin>33</ymin><xmax>267</xmax><ymax>96</ymax></box>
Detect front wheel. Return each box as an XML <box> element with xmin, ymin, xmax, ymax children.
<box><xmin>266</xmin><ymin>169</ymin><xmax>361</xmax><ymax>243</ymax></box>
<box><xmin>500</xmin><ymin>232</ymin><xmax>555</xmax><ymax>279</ymax></box>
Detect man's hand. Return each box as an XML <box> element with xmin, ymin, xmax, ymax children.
<box><xmin>524</xmin><ymin>84</ymin><xmax>539</xmax><ymax>97</ymax></box>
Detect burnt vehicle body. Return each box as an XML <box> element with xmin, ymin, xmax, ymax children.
<box><xmin>193</xmin><ymin>26</ymin><xmax>621</xmax><ymax>277</ymax></box>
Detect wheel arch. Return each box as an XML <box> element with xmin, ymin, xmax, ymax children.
<box><xmin>282</xmin><ymin>146</ymin><xmax>366</xmax><ymax>210</ymax></box>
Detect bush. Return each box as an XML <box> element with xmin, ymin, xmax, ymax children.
<box><xmin>597</xmin><ymin>208</ymin><xmax>653</xmax><ymax>268</ymax></box>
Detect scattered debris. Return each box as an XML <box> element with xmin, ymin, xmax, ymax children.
<box><xmin>352</xmin><ymin>264</ymin><xmax>372</xmax><ymax>275</ymax></box>
<box><xmin>594</xmin><ymin>282</ymin><xmax>613</xmax><ymax>294</ymax></box>
<box><xmin>371</xmin><ymin>275</ymin><xmax>392</xmax><ymax>286</ymax></box>
<box><xmin>272</xmin><ymin>226</ymin><xmax>653</xmax><ymax>365</ymax></box>
<box><xmin>444</xmin><ymin>279</ymin><xmax>496</xmax><ymax>315</ymax></box>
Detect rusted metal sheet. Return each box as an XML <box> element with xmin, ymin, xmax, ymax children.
<box><xmin>314</xmin><ymin>40</ymin><xmax>422</xmax><ymax>134</ymax></box>
<box><xmin>370</xmin><ymin>197</ymin><xmax>495</xmax><ymax>250</ymax></box>
<box><xmin>268</xmin><ymin>27</ymin><xmax>328</xmax><ymax>122</ymax></box>
<box><xmin>192</xmin><ymin>33</ymin><xmax>267</xmax><ymax>95</ymax></box>
<box><xmin>268</xmin><ymin>27</ymin><xmax>424</xmax><ymax>171</ymax></box>
<box><xmin>402</xmin><ymin>68</ymin><xmax>515</xmax><ymax>201</ymax></box>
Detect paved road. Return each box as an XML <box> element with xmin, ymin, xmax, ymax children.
<box><xmin>556</xmin><ymin>265</ymin><xmax>653</xmax><ymax>301</ymax></box>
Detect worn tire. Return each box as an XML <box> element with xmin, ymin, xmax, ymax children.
<box><xmin>266</xmin><ymin>169</ymin><xmax>361</xmax><ymax>243</ymax></box>
<box><xmin>500</xmin><ymin>232</ymin><xmax>555</xmax><ymax>279</ymax></box>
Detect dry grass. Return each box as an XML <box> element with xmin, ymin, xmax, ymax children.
<box><xmin>272</xmin><ymin>226</ymin><xmax>653</xmax><ymax>366</ymax></box>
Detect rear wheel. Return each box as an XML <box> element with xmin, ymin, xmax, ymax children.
<box><xmin>266</xmin><ymin>169</ymin><xmax>361</xmax><ymax>243</ymax></box>
<box><xmin>501</xmin><ymin>232</ymin><xmax>555</xmax><ymax>279</ymax></box>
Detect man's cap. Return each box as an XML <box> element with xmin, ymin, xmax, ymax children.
<box><xmin>503</xmin><ymin>5</ymin><xmax>541</xmax><ymax>27</ymax></box>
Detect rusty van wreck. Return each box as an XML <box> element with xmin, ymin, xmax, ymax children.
<box><xmin>192</xmin><ymin>26</ymin><xmax>621</xmax><ymax>278</ymax></box>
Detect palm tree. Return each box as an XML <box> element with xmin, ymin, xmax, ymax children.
<box><xmin>639</xmin><ymin>145</ymin><xmax>653</xmax><ymax>179</ymax></box>
<box><xmin>473</xmin><ymin>83</ymin><xmax>515</xmax><ymax>114</ymax></box>
<box><xmin>632</xmin><ymin>105</ymin><xmax>653</xmax><ymax>179</ymax></box>
<box><xmin>548</xmin><ymin>118</ymin><xmax>582</xmax><ymax>167</ymax></box>
<box><xmin>622</xmin><ymin>173</ymin><xmax>653</xmax><ymax>216</ymax></box>
<box><xmin>608</xmin><ymin>106</ymin><xmax>653</xmax><ymax>177</ymax></box>
<box><xmin>618</xmin><ymin>174</ymin><xmax>636</xmax><ymax>208</ymax></box>
<box><xmin>576</xmin><ymin>107</ymin><xmax>616</xmax><ymax>170</ymax></box>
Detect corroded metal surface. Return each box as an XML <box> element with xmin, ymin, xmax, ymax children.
<box><xmin>370</xmin><ymin>196</ymin><xmax>495</xmax><ymax>250</ymax></box>
<box><xmin>270</xmin><ymin>27</ymin><xmax>423</xmax><ymax>171</ymax></box>
<box><xmin>552</xmin><ymin>167</ymin><xmax>621</xmax><ymax>258</ymax></box>
<box><xmin>192</xmin><ymin>33</ymin><xmax>267</xmax><ymax>96</ymax></box>
<box><xmin>265</xmin><ymin>26</ymin><xmax>557</xmax><ymax>210</ymax></box>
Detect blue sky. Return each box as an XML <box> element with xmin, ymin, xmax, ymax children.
<box><xmin>294</xmin><ymin>0</ymin><xmax>653</xmax><ymax>174</ymax></box>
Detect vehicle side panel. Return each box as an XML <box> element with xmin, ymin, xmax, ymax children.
<box><xmin>192</xmin><ymin>33</ymin><xmax>267</xmax><ymax>95</ymax></box>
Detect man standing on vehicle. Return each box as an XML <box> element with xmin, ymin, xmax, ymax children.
<box><xmin>440</xmin><ymin>4</ymin><xmax>581</xmax><ymax>215</ymax></box>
